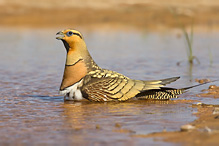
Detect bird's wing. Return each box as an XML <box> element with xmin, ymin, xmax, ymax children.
<box><xmin>81</xmin><ymin>69</ymin><xmax>137</xmax><ymax>101</ymax></box>
<box><xmin>81</xmin><ymin>69</ymin><xmax>180</xmax><ymax>102</ymax></box>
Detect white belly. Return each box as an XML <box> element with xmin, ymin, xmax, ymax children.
<box><xmin>59</xmin><ymin>80</ymin><xmax>84</xmax><ymax>101</ymax></box>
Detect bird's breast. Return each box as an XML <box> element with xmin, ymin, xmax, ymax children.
<box><xmin>60</xmin><ymin>59</ymin><xmax>87</xmax><ymax>90</ymax></box>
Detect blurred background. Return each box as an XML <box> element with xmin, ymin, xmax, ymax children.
<box><xmin>0</xmin><ymin>0</ymin><xmax>219</xmax><ymax>145</ymax></box>
<box><xmin>0</xmin><ymin>0</ymin><xmax>219</xmax><ymax>29</ymax></box>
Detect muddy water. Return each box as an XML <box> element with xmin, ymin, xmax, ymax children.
<box><xmin>0</xmin><ymin>27</ymin><xmax>219</xmax><ymax>145</ymax></box>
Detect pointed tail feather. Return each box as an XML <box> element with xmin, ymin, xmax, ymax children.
<box><xmin>180</xmin><ymin>79</ymin><xmax>218</xmax><ymax>91</ymax></box>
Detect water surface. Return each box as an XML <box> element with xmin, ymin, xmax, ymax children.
<box><xmin>0</xmin><ymin>27</ymin><xmax>218</xmax><ymax>145</ymax></box>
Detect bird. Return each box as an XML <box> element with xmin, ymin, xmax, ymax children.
<box><xmin>56</xmin><ymin>29</ymin><xmax>210</xmax><ymax>102</ymax></box>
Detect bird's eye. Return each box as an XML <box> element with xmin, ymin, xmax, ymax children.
<box><xmin>66</xmin><ymin>31</ymin><xmax>73</xmax><ymax>37</ymax></box>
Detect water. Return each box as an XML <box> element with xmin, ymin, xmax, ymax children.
<box><xmin>0</xmin><ymin>27</ymin><xmax>218</xmax><ymax>145</ymax></box>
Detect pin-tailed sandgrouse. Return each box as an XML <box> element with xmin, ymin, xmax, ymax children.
<box><xmin>56</xmin><ymin>29</ymin><xmax>208</xmax><ymax>102</ymax></box>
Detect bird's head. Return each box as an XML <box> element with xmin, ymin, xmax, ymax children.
<box><xmin>56</xmin><ymin>29</ymin><xmax>85</xmax><ymax>53</ymax></box>
<box><xmin>56</xmin><ymin>29</ymin><xmax>95</xmax><ymax>67</ymax></box>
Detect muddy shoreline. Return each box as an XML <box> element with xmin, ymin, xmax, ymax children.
<box><xmin>135</xmin><ymin>105</ymin><xmax>219</xmax><ymax>145</ymax></box>
<box><xmin>134</xmin><ymin>86</ymin><xmax>219</xmax><ymax>145</ymax></box>
<box><xmin>0</xmin><ymin>4</ymin><xmax>219</xmax><ymax>30</ymax></box>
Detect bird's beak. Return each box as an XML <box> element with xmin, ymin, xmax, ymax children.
<box><xmin>56</xmin><ymin>31</ymin><xmax>64</xmax><ymax>40</ymax></box>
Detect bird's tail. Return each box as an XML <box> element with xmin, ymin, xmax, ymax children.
<box><xmin>136</xmin><ymin>79</ymin><xmax>218</xmax><ymax>100</ymax></box>
<box><xmin>180</xmin><ymin>79</ymin><xmax>218</xmax><ymax>90</ymax></box>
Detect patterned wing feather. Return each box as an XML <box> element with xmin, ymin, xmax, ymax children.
<box><xmin>81</xmin><ymin>69</ymin><xmax>180</xmax><ymax>102</ymax></box>
<box><xmin>81</xmin><ymin>69</ymin><xmax>144</xmax><ymax>101</ymax></box>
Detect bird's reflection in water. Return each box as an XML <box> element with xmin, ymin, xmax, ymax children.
<box><xmin>61</xmin><ymin>99</ymin><xmax>193</xmax><ymax>139</ymax></box>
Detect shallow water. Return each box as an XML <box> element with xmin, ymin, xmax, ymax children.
<box><xmin>0</xmin><ymin>27</ymin><xmax>219</xmax><ymax>145</ymax></box>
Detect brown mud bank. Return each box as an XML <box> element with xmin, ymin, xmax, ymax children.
<box><xmin>197</xmin><ymin>85</ymin><xmax>219</xmax><ymax>98</ymax></box>
<box><xmin>135</xmin><ymin>85</ymin><xmax>219</xmax><ymax>145</ymax></box>
<box><xmin>0</xmin><ymin>2</ymin><xmax>219</xmax><ymax>30</ymax></box>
